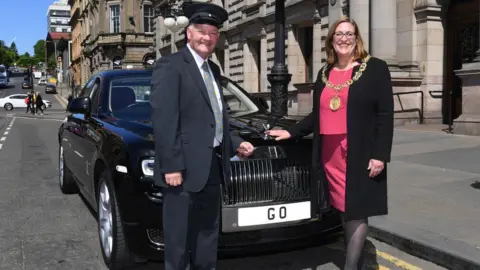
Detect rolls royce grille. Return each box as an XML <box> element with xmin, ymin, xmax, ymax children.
<box><xmin>223</xmin><ymin>158</ymin><xmax>311</xmax><ymax>205</ymax></box>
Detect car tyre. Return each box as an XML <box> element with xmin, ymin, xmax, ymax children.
<box><xmin>97</xmin><ymin>171</ymin><xmax>135</xmax><ymax>270</ymax></box>
<box><xmin>4</xmin><ymin>103</ymin><xmax>13</xmax><ymax>111</ymax></box>
<box><xmin>59</xmin><ymin>145</ymin><xmax>78</xmax><ymax>194</ymax></box>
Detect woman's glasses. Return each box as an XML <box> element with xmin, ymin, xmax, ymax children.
<box><xmin>334</xmin><ymin>32</ymin><xmax>356</xmax><ymax>40</ymax></box>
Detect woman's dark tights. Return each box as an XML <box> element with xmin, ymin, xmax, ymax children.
<box><xmin>342</xmin><ymin>214</ymin><xmax>369</xmax><ymax>270</ymax></box>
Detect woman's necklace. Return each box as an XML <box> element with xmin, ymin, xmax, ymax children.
<box><xmin>322</xmin><ymin>55</ymin><xmax>371</xmax><ymax>111</ymax></box>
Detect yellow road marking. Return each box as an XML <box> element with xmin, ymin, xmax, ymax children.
<box><xmin>54</xmin><ymin>94</ymin><xmax>67</xmax><ymax>108</ymax></box>
<box><xmin>375</xmin><ymin>250</ymin><xmax>422</xmax><ymax>270</ymax></box>
<box><xmin>327</xmin><ymin>243</ymin><xmax>422</xmax><ymax>270</ymax></box>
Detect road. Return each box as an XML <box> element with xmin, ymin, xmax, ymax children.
<box><xmin>0</xmin><ymin>74</ymin><xmax>444</xmax><ymax>270</ymax></box>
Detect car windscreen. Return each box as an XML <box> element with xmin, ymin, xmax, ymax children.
<box><xmin>109</xmin><ymin>76</ymin><xmax>152</xmax><ymax>121</ymax></box>
<box><xmin>109</xmin><ymin>75</ymin><xmax>260</xmax><ymax>120</ymax></box>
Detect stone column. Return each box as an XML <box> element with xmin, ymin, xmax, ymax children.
<box><xmin>328</xmin><ymin>0</ymin><xmax>345</xmax><ymax>25</ymax></box>
<box><xmin>413</xmin><ymin>1</ymin><xmax>445</xmax><ymax>124</ymax></box>
<box><xmin>224</xmin><ymin>39</ymin><xmax>230</xmax><ymax>77</ymax></box>
<box><xmin>453</xmin><ymin>0</ymin><xmax>480</xmax><ymax>135</ymax></box>
<box><xmin>370</xmin><ymin>0</ymin><xmax>398</xmax><ymax>68</ymax></box>
<box><xmin>287</xmin><ymin>25</ymin><xmax>305</xmax><ymax>91</ymax></box>
<box><xmin>349</xmin><ymin>0</ymin><xmax>370</xmax><ymax>51</ymax></box>
<box><xmin>312</xmin><ymin>10</ymin><xmax>323</xmax><ymax>81</ymax></box>
<box><xmin>260</xmin><ymin>28</ymin><xmax>268</xmax><ymax>92</ymax></box>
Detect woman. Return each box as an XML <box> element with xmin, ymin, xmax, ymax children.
<box><xmin>267</xmin><ymin>17</ymin><xmax>394</xmax><ymax>269</ymax></box>
<box><xmin>35</xmin><ymin>92</ymin><xmax>45</xmax><ymax>115</ymax></box>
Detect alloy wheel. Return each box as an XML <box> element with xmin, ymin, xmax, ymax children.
<box><xmin>59</xmin><ymin>146</ymin><xmax>64</xmax><ymax>187</ymax></box>
<box><xmin>99</xmin><ymin>182</ymin><xmax>113</xmax><ymax>259</ymax></box>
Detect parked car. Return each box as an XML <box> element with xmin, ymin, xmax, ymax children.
<box><xmin>38</xmin><ymin>77</ymin><xmax>47</xmax><ymax>85</ymax></box>
<box><xmin>45</xmin><ymin>83</ymin><xmax>57</xmax><ymax>94</ymax></box>
<box><xmin>22</xmin><ymin>79</ymin><xmax>33</xmax><ymax>89</ymax></box>
<box><xmin>0</xmin><ymin>94</ymin><xmax>51</xmax><ymax>111</ymax></box>
<box><xmin>57</xmin><ymin>69</ymin><xmax>341</xmax><ymax>269</ymax></box>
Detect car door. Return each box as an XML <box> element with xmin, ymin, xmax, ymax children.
<box><xmin>9</xmin><ymin>95</ymin><xmax>27</xmax><ymax>108</ymax></box>
<box><xmin>76</xmin><ymin>78</ymin><xmax>102</xmax><ymax>196</ymax></box>
<box><xmin>63</xmin><ymin>78</ymin><xmax>96</xmax><ymax>188</ymax></box>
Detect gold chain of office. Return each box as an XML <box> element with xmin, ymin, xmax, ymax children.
<box><xmin>321</xmin><ymin>55</ymin><xmax>371</xmax><ymax>111</ymax></box>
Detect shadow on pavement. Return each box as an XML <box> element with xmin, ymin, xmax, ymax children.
<box><xmin>471</xmin><ymin>181</ymin><xmax>480</xmax><ymax>189</ymax></box>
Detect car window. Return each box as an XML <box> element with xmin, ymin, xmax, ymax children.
<box><xmin>109</xmin><ymin>76</ymin><xmax>151</xmax><ymax>120</ymax></box>
<box><xmin>90</xmin><ymin>80</ymin><xmax>101</xmax><ymax>115</ymax></box>
<box><xmin>220</xmin><ymin>77</ymin><xmax>259</xmax><ymax>117</ymax></box>
<box><xmin>79</xmin><ymin>77</ymin><xmax>96</xmax><ymax>98</ymax></box>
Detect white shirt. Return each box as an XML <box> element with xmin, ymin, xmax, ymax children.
<box><xmin>186</xmin><ymin>44</ymin><xmax>223</xmax><ymax>147</ymax></box>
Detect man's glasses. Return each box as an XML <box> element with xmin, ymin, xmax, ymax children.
<box><xmin>334</xmin><ymin>32</ymin><xmax>356</xmax><ymax>40</ymax></box>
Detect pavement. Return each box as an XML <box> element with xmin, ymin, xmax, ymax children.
<box><xmin>0</xmin><ymin>74</ymin><xmax>472</xmax><ymax>269</ymax></box>
<box><xmin>368</xmin><ymin>129</ymin><xmax>480</xmax><ymax>270</ymax></box>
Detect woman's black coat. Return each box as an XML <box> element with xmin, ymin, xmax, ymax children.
<box><xmin>287</xmin><ymin>56</ymin><xmax>394</xmax><ymax>220</ymax></box>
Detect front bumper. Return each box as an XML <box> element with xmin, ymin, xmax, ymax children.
<box><xmin>119</xmin><ymin>182</ymin><xmax>342</xmax><ymax>261</ymax></box>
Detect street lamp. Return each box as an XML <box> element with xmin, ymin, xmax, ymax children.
<box><xmin>160</xmin><ymin>2</ymin><xmax>190</xmax><ymax>53</ymax></box>
<box><xmin>164</xmin><ymin>15</ymin><xmax>189</xmax><ymax>33</ymax></box>
<box><xmin>268</xmin><ymin>0</ymin><xmax>292</xmax><ymax>118</ymax></box>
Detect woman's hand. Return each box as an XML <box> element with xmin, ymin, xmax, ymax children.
<box><xmin>265</xmin><ymin>130</ymin><xmax>292</xmax><ymax>141</ymax></box>
<box><xmin>368</xmin><ymin>159</ymin><xmax>384</xmax><ymax>177</ymax></box>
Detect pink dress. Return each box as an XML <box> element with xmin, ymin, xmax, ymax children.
<box><xmin>319</xmin><ymin>68</ymin><xmax>354</xmax><ymax>212</ymax></box>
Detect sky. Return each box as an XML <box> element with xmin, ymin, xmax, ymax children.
<box><xmin>0</xmin><ymin>0</ymin><xmax>58</xmax><ymax>55</ymax></box>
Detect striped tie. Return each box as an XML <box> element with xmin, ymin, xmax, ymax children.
<box><xmin>201</xmin><ymin>62</ymin><xmax>223</xmax><ymax>143</ymax></box>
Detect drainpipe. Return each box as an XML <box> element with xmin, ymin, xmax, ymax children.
<box><xmin>368</xmin><ymin>0</ymin><xmax>372</xmax><ymax>53</ymax></box>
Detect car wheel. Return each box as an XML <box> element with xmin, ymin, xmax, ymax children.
<box><xmin>4</xmin><ymin>103</ymin><xmax>13</xmax><ymax>111</ymax></box>
<box><xmin>59</xmin><ymin>145</ymin><xmax>78</xmax><ymax>194</ymax></box>
<box><xmin>97</xmin><ymin>171</ymin><xmax>134</xmax><ymax>269</ymax></box>
<box><xmin>41</xmin><ymin>104</ymin><xmax>46</xmax><ymax>110</ymax></box>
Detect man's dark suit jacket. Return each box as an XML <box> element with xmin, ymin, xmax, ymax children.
<box><xmin>150</xmin><ymin>47</ymin><xmax>243</xmax><ymax>192</ymax></box>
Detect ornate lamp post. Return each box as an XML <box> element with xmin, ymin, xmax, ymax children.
<box><xmin>268</xmin><ymin>0</ymin><xmax>292</xmax><ymax>118</ymax></box>
<box><xmin>157</xmin><ymin>1</ymin><xmax>191</xmax><ymax>53</ymax></box>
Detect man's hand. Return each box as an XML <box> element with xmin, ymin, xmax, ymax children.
<box><xmin>367</xmin><ymin>159</ymin><xmax>384</xmax><ymax>178</ymax></box>
<box><xmin>237</xmin><ymin>141</ymin><xmax>254</xmax><ymax>158</ymax></box>
<box><xmin>265</xmin><ymin>130</ymin><xmax>291</xmax><ymax>141</ymax></box>
<box><xmin>165</xmin><ymin>172</ymin><xmax>183</xmax><ymax>186</ymax></box>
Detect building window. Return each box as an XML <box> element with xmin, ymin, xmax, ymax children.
<box><xmin>143</xmin><ymin>4</ymin><xmax>154</xmax><ymax>33</ymax></box>
<box><xmin>109</xmin><ymin>4</ymin><xmax>120</xmax><ymax>33</ymax></box>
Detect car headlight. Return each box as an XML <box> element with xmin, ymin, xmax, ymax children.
<box><xmin>141</xmin><ymin>158</ymin><xmax>154</xmax><ymax>177</ymax></box>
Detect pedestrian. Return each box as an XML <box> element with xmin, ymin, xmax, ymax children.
<box><xmin>35</xmin><ymin>92</ymin><xmax>45</xmax><ymax>115</ymax></box>
<box><xmin>266</xmin><ymin>16</ymin><xmax>394</xmax><ymax>270</ymax></box>
<box><xmin>25</xmin><ymin>92</ymin><xmax>33</xmax><ymax>114</ymax></box>
<box><xmin>66</xmin><ymin>94</ymin><xmax>73</xmax><ymax>112</ymax></box>
<box><xmin>149</xmin><ymin>3</ymin><xmax>255</xmax><ymax>270</ymax></box>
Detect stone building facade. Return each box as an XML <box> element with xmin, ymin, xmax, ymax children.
<box><xmin>68</xmin><ymin>0</ymin><xmax>156</xmax><ymax>87</ymax></box>
<box><xmin>152</xmin><ymin>0</ymin><xmax>480</xmax><ymax>135</ymax></box>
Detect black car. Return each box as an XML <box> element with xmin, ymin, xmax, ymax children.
<box><xmin>45</xmin><ymin>83</ymin><xmax>57</xmax><ymax>94</ymax></box>
<box><xmin>22</xmin><ymin>79</ymin><xmax>33</xmax><ymax>89</ymax></box>
<box><xmin>58</xmin><ymin>69</ymin><xmax>341</xmax><ymax>269</ymax></box>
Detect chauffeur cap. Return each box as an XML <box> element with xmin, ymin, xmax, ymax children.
<box><xmin>183</xmin><ymin>2</ymin><xmax>228</xmax><ymax>29</ymax></box>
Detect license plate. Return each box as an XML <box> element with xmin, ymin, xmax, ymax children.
<box><xmin>237</xmin><ymin>201</ymin><xmax>311</xmax><ymax>227</ymax></box>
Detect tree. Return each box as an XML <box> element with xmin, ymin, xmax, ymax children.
<box><xmin>9</xmin><ymin>42</ymin><xmax>18</xmax><ymax>61</ymax></box>
<box><xmin>33</xmin><ymin>40</ymin><xmax>46</xmax><ymax>64</ymax></box>
<box><xmin>17</xmin><ymin>53</ymin><xmax>36</xmax><ymax>67</ymax></box>
<box><xmin>0</xmin><ymin>39</ymin><xmax>16</xmax><ymax>66</ymax></box>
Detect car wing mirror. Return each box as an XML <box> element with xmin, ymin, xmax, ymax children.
<box><xmin>68</xmin><ymin>97</ymin><xmax>91</xmax><ymax>115</ymax></box>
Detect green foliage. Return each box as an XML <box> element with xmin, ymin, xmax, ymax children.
<box><xmin>0</xmin><ymin>39</ymin><xmax>52</xmax><ymax>68</ymax></box>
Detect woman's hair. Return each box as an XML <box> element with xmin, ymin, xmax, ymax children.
<box><xmin>325</xmin><ymin>16</ymin><xmax>369</xmax><ymax>64</ymax></box>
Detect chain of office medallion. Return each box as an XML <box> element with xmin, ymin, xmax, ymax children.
<box><xmin>321</xmin><ymin>55</ymin><xmax>371</xmax><ymax>91</ymax></box>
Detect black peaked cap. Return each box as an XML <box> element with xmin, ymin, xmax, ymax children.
<box><xmin>183</xmin><ymin>3</ymin><xmax>228</xmax><ymax>28</ymax></box>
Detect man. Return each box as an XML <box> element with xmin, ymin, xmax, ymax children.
<box><xmin>149</xmin><ymin>3</ymin><xmax>255</xmax><ymax>270</ymax></box>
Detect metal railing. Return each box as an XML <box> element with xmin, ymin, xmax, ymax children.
<box><xmin>393</xmin><ymin>90</ymin><xmax>424</xmax><ymax>124</ymax></box>
<box><xmin>429</xmin><ymin>90</ymin><xmax>453</xmax><ymax>134</ymax></box>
